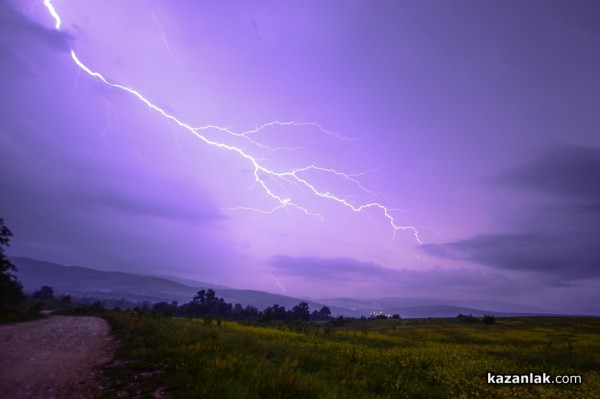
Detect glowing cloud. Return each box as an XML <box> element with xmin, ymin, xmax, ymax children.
<box><xmin>43</xmin><ymin>0</ymin><xmax>421</xmax><ymax>244</ymax></box>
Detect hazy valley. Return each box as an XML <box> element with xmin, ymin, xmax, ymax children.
<box><xmin>13</xmin><ymin>256</ymin><xmax>587</xmax><ymax>318</ymax></box>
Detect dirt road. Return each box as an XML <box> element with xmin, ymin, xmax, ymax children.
<box><xmin>0</xmin><ymin>315</ymin><xmax>114</xmax><ymax>398</ymax></box>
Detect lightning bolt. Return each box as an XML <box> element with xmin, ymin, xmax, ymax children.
<box><xmin>43</xmin><ymin>0</ymin><xmax>61</xmax><ymax>29</ymax></box>
<box><xmin>100</xmin><ymin>97</ymin><xmax>117</xmax><ymax>138</ymax></box>
<box><xmin>151</xmin><ymin>12</ymin><xmax>183</xmax><ymax>65</ymax></box>
<box><xmin>42</xmin><ymin>0</ymin><xmax>421</xmax><ymax>244</ymax></box>
<box><xmin>270</xmin><ymin>275</ymin><xmax>286</xmax><ymax>294</ymax></box>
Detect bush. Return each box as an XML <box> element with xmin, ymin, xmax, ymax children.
<box><xmin>32</xmin><ymin>285</ymin><xmax>55</xmax><ymax>300</ymax></box>
<box><xmin>456</xmin><ymin>313</ymin><xmax>478</xmax><ymax>323</ymax></box>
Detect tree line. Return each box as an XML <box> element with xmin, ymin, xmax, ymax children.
<box><xmin>1</xmin><ymin>217</ymin><xmax>400</xmax><ymax>324</ymax></box>
<box><xmin>149</xmin><ymin>288</ymin><xmax>333</xmax><ymax>323</ymax></box>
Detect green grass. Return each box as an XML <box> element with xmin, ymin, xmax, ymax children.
<box><xmin>103</xmin><ymin>313</ymin><xmax>600</xmax><ymax>398</ymax></box>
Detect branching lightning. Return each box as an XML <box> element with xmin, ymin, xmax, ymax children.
<box><xmin>42</xmin><ymin>0</ymin><xmax>421</xmax><ymax>244</ymax></box>
<box><xmin>151</xmin><ymin>12</ymin><xmax>183</xmax><ymax>65</ymax></box>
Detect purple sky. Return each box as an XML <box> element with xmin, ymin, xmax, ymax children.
<box><xmin>1</xmin><ymin>0</ymin><xmax>599</xmax><ymax>311</ymax></box>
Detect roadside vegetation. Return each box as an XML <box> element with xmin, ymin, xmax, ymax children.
<box><xmin>0</xmin><ymin>218</ymin><xmax>35</xmax><ymax>323</ymax></box>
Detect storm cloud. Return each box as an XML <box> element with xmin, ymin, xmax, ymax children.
<box><xmin>270</xmin><ymin>256</ymin><xmax>388</xmax><ymax>282</ymax></box>
<box><xmin>0</xmin><ymin>2</ymin><xmax>71</xmax><ymax>50</ymax></box>
<box><xmin>0</xmin><ymin>1</ymin><xmax>71</xmax><ymax>77</ymax></box>
<box><xmin>268</xmin><ymin>255</ymin><xmax>527</xmax><ymax>298</ymax></box>
<box><xmin>423</xmin><ymin>145</ymin><xmax>600</xmax><ymax>282</ymax></box>
<box><xmin>492</xmin><ymin>145</ymin><xmax>600</xmax><ymax>201</ymax></box>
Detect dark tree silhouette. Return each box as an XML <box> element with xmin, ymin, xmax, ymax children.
<box><xmin>292</xmin><ymin>301</ymin><xmax>310</xmax><ymax>321</ymax></box>
<box><xmin>205</xmin><ymin>289</ymin><xmax>216</xmax><ymax>305</ymax></box>
<box><xmin>192</xmin><ymin>289</ymin><xmax>207</xmax><ymax>305</ymax></box>
<box><xmin>152</xmin><ymin>301</ymin><xmax>178</xmax><ymax>316</ymax></box>
<box><xmin>243</xmin><ymin>305</ymin><xmax>259</xmax><ymax>318</ymax></box>
<box><xmin>261</xmin><ymin>305</ymin><xmax>273</xmax><ymax>322</ymax></box>
<box><xmin>186</xmin><ymin>289</ymin><xmax>232</xmax><ymax>318</ymax></box>
<box><xmin>32</xmin><ymin>285</ymin><xmax>55</xmax><ymax>300</ymax></box>
<box><xmin>0</xmin><ymin>218</ymin><xmax>24</xmax><ymax>312</ymax></box>
<box><xmin>272</xmin><ymin>304</ymin><xmax>287</xmax><ymax>321</ymax></box>
<box><xmin>316</xmin><ymin>306</ymin><xmax>332</xmax><ymax>321</ymax></box>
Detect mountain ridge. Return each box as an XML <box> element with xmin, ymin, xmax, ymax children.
<box><xmin>9</xmin><ymin>256</ymin><xmax>355</xmax><ymax>316</ymax></box>
<box><xmin>10</xmin><ymin>256</ymin><xmax>573</xmax><ymax>317</ymax></box>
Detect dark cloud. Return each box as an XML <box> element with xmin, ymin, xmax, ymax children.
<box><xmin>422</xmin><ymin>234</ymin><xmax>558</xmax><ymax>269</ymax></box>
<box><xmin>269</xmin><ymin>255</ymin><xmax>523</xmax><ymax>296</ymax></box>
<box><xmin>426</xmin><ymin>145</ymin><xmax>600</xmax><ymax>282</ymax></box>
<box><xmin>0</xmin><ymin>1</ymin><xmax>71</xmax><ymax>79</ymax></box>
<box><xmin>71</xmin><ymin>183</ymin><xmax>226</xmax><ymax>224</ymax></box>
<box><xmin>60</xmin><ymin>160</ymin><xmax>228</xmax><ymax>224</ymax></box>
<box><xmin>0</xmin><ymin>44</ymin><xmax>36</xmax><ymax>78</ymax></box>
<box><xmin>0</xmin><ymin>128</ymin><xmax>225</xmax><ymax>227</ymax></box>
<box><xmin>270</xmin><ymin>256</ymin><xmax>387</xmax><ymax>282</ymax></box>
<box><xmin>0</xmin><ymin>1</ymin><xmax>71</xmax><ymax>52</ymax></box>
<box><xmin>492</xmin><ymin>144</ymin><xmax>600</xmax><ymax>201</ymax></box>
<box><xmin>421</xmin><ymin>232</ymin><xmax>599</xmax><ymax>280</ymax></box>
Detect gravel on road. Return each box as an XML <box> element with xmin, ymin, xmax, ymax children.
<box><xmin>0</xmin><ymin>315</ymin><xmax>115</xmax><ymax>398</ymax></box>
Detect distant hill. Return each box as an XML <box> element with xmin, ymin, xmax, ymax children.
<box><xmin>321</xmin><ymin>297</ymin><xmax>552</xmax><ymax>316</ymax></box>
<box><xmin>9</xmin><ymin>257</ymin><xmax>354</xmax><ymax>316</ymax></box>
<box><xmin>10</xmin><ymin>256</ymin><xmax>560</xmax><ymax>318</ymax></box>
<box><xmin>153</xmin><ymin>274</ymin><xmax>230</xmax><ymax>290</ymax></box>
<box><xmin>11</xmin><ymin>257</ymin><xmax>201</xmax><ymax>304</ymax></box>
<box><xmin>575</xmin><ymin>307</ymin><xmax>600</xmax><ymax>317</ymax></box>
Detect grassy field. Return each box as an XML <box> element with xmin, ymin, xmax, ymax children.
<box><xmin>103</xmin><ymin>312</ymin><xmax>600</xmax><ymax>398</ymax></box>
